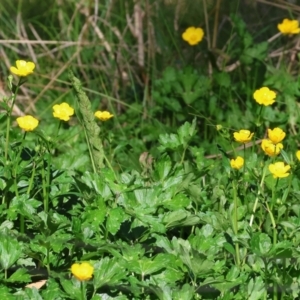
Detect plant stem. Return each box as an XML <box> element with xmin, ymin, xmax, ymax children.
<box><xmin>13</xmin><ymin>132</ymin><xmax>27</xmax><ymax>234</ymax></box>
<box><xmin>80</xmin><ymin>281</ymin><xmax>86</xmax><ymax>300</ymax></box>
<box><xmin>270</xmin><ymin>178</ymin><xmax>278</xmax><ymax>210</ymax></box>
<box><xmin>46</xmin><ymin>246</ymin><xmax>51</xmax><ymax>275</ymax></box>
<box><xmin>232</xmin><ymin>179</ymin><xmax>240</xmax><ymax>266</ymax></box>
<box><xmin>250</xmin><ymin>166</ymin><xmax>267</xmax><ymax>226</ymax></box>
<box><xmin>5</xmin><ymin>79</ymin><xmax>21</xmax><ymax>160</ymax></box>
<box><xmin>265</xmin><ymin>201</ymin><xmax>277</xmax><ymax>245</ymax></box>
<box><xmin>27</xmin><ymin>161</ymin><xmax>36</xmax><ymax>195</ymax></box>
<box><xmin>41</xmin><ymin>154</ymin><xmax>51</xmax><ymax>214</ymax></box>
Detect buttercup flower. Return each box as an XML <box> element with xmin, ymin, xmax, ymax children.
<box><xmin>296</xmin><ymin>150</ymin><xmax>300</xmax><ymax>161</ymax></box>
<box><xmin>278</xmin><ymin>19</ymin><xmax>300</xmax><ymax>35</ymax></box>
<box><xmin>233</xmin><ymin>129</ymin><xmax>254</xmax><ymax>143</ymax></box>
<box><xmin>53</xmin><ymin>103</ymin><xmax>74</xmax><ymax>121</ymax></box>
<box><xmin>230</xmin><ymin>156</ymin><xmax>244</xmax><ymax>170</ymax></box>
<box><xmin>16</xmin><ymin>115</ymin><xmax>39</xmax><ymax>131</ymax></box>
<box><xmin>10</xmin><ymin>60</ymin><xmax>35</xmax><ymax>77</ymax></box>
<box><xmin>269</xmin><ymin>162</ymin><xmax>291</xmax><ymax>178</ymax></box>
<box><xmin>267</xmin><ymin>128</ymin><xmax>286</xmax><ymax>144</ymax></box>
<box><xmin>261</xmin><ymin>139</ymin><xmax>283</xmax><ymax>157</ymax></box>
<box><xmin>94</xmin><ymin>110</ymin><xmax>113</xmax><ymax>121</ymax></box>
<box><xmin>71</xmin><ymin>262</ymin><xmax>94</xmax><ymax>281</ymax></box>
<box><xmin>182</xmin><ymin>27</ymin><xmax>204</xmax><ymax>46</ymax></box>
<box><xmin>253</xmin><ymin>87</ymin><xmax>276</xmax><ymax>106</ymax></box>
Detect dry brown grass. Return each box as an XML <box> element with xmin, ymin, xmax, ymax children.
<box><xmin>1</xmin><ymin>0</ymin><xmax>300</xmax><ymax>116</ymax></box>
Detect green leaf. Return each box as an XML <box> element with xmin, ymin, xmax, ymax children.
<box><xmin>0</xmin><ymin>285</ymin><xmax>15</xmax><ymax>300</ymax></box>
<box><xmin>214</xmin><ymin>72</ymin><xmax>231</xmax><ymax>88</ymax></box>
<box><xmin>163</xmin><ymin>66</ymin><xmax>176</xmax><ymax>82</ymax></box>
<box><xmin>106</xmin><ymin>207</ymin><xmax>127</xmax><ymax>235</ymax></box>
<box><xmin>211</xmin><ymin>274</ymin><xmax>248</xmax><ymax>294</ymax></box>
<box><xmin>245</xmin><ymin>42</ymin><xmax>268</xmax><ymax>62</ymax></box>
<box><xmin>158</xmin><ymin>133</ymin><xmax>181</xmax><ymax>150</ymax></box>
<box><xmin>0</xmin><ymin>178</ymin><xmax>6</xmax><ymax>190</ymax></box>
<box><xmin>60</xmin><ymin>278</ymin><xmax>82</xmax><ymax>300</ymax></box>
<box><xmin>163</xmin><ymin>210</ymin><xmax>188</xmax><ymax>228</ymax></box>
<box><xmin>21</xmin><ymin>287</ymin><xmax>44</xmax><ymax>300</ymax></box>
<box><xmin>93</xmin><ymin>257</ymin><xmax>127</xmax><ymax>289</ymax></box>
<box><xmin>154</xmin><ymin>234</ymin><xmax>173</xmax><ymax>253</ymax></box>
<box><xmin>177</xmin><ymin>119</ymin><xmax>197</xmax><ymax>147</ymax></box>
<box><xmin>0</xmin><ymin>220</ymin><xmax>14</xmax><ymax>232</ymax></box>
<box><xmin>121</xmin><ymin>243</ymin><xmax>144</xmax><ymax>262</ymax></box>
<box><xmin>223</xmin><ymin>242</ymin><xmax>235</xmax><ymax>256</ymax></box>
<box><xmin>9</xmin><ymin>195</ymin><xmax>41</xmax><ymax>219</ymax></box>
<box><xmin>84</xmin><ymin>199</ymin><xmax>106</xmax><ymax>226</ymax></box>
<box><xmin>247</xmin><ymin>276</ymin><xmax>265</xmax><ymax>300</ymax></box>
<box><xmin>250</xmin><ymin>232</ymin><xmax>272</xmax><ymax>256</ymax></box>
<box><xmin>155</xmin><ymin>156</ymin><xmax>172</xmax><ymax>181</ymax></box>
<box><xmin>41</xmin><ymin>278</ymin><xmax>66</xmax><ymax>300</ymax></box>
<box><xmin>173</xmin><ymin>284</ymin><xmax>194</xmax><ymax>300</ymax></box>
<box><xmin>127</xmin><ymin>255</ymin><xmax>166</xmax><ymax>276</ymax></box>
<box><xmin>7</xmin><ymin>268</ymin><xmax>31</xmax><ymax>283</ymax></box>
<box><xmin>80</xmin><ymin>171</ymin><xmax>112</xmax><ymax>198</ymax></box>
<box><xmin>162</xmin><ymin>193</ymin><xmax>191</xmax><ymax>210</ymax></box>
<box><xmin>0</xmin><ymin>234</ymin><xmax>22</xmax><ymax>269</ymax></box>
<box><xmin>226</xmin><ymin>266</ymin><xmax>240</xmax><ymax>281</ymax></box>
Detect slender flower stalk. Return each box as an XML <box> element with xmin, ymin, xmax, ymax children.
<box><xmin>71</xmin><ymin>262</ymin><xmax>94</xmax><ymax>299</ymax></box>
<box><xmin>5</xmin><ymin>79</ymin><xmax>21</xmax><ymax>160</ymax></box>
<box><xmin>6</xmin><ymin>60</ymin><xmax>35</xmax><ymax>160</ymax></box>
<box><xmin>232</xmin><ymin>179</ymin><xmax>241</xmax><ymax>266</ymax></box>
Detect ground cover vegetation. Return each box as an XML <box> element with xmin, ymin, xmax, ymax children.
<box><xmin>1</xmin><ymin>0</ymin><xmax>300</xmax><ymax>299</ymax></box>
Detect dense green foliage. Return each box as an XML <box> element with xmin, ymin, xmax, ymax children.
<box><xmin>1</xmin><ymin>0</ymin><xmax>300</xmax><ymax>299</ymax></box>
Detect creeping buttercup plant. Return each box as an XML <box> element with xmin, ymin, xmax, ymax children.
<box><xmin>2</xmin><ymin>3</ymin><xmax>300</xmax><ymax>300</ymax></box>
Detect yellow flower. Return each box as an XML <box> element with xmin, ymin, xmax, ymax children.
<box><xmin>278</xmin><ymin>18</ymin><xmax>300</xmax><ymax>35</ymax></box>
<box><xmin>230</xmin><ymin>156</ymin><xmax>244</xmax><ymax>170</ymax></box>
<box><xmin>296</xmin><ymin>150</ymin><xmax>300</xmax><ymax>161</ymax></box>
<box><xmin>269</xmin><ymin>162</ymin><xmax>291</xmax><ymax>179</ymax></box>
<box><xmin>53</xmin><ymin>103</ymin><xmax>74</xmax><ymax>121</ymax></box>
<box><xmin>233</xmin><ymin>129</ymin><xmax>254</xmax><ymax>143</ymax></box>
<box><xmin>71</xmin><ymin>262</ymin><xmax>94</xmax><ymax>281</ymax></box>
<box><xmin>16</xmin><ymin>115</ymin><xmax>39</xmax><ymax>131</ymax></box>
<box><xmin>10</xmin><ymin>60</ymin><xmax>35</xmax><ymax>77</ymax></box>
<box><xmin>267</xmin><ymin>128</ymin><xmax>286</xmax><ymax>144</ymax></box>
<box><xmin>94</xmin><ymin>110</ymin><xmax>114</xmax><ymax>121</ymax></box>
<box><xmin>253</xmin><ymin>87</ymin><xmax>276</xmax><ymax>106</ymax></box>
<box><xmin>182</xmin><ymin>27</ymin><xmax>204</xmax><ymax>46</ymax></box>
<box><xmin>261</xmin><ymin>139</ymin><xmax>283</xmax><ymax>157</ymax></box>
